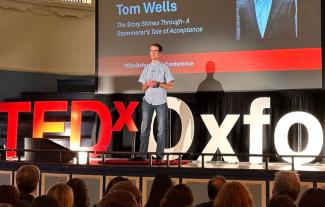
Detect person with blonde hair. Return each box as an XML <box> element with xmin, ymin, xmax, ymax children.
<box><xmin>47</xmin><ymin>183</ymin><xmax>74</xmax><ymax>207</ymax></box>
<box><xmin>213</xmin><ymin>181</ymin><xmax>254</xmax><ymax>207</ymax></box>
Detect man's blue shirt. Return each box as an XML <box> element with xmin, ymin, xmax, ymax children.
<box><xmin>138</xmin><ymin>61</ymin><xmax>174</xmax><ymax>105</ymax></box>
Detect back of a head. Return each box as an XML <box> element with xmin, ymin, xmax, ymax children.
<box><xmin>298</xmin><ymin>188</ymin><xmax>325</xmax><ymax>207</ymax></box>
<box><xmin>268</xmin><ymin>195</ymin><xmax>296</xmax><ymax>207</ymax></box>
<box><xmin>16</xmin><ymin>164</ymin><xmax>40</xmax><ymax>194</ymax></box>
<box><xmin>66</xmin><ymin>178</ymin><xmax>90</xmax><ymax>207</ymax></box>
<box><xmin>160</xmin><ymin>184</ymin><xmax>193</xmax><ymax>207</ymax></box>
<box><xmin>208</xmin><ymin>176</ymin><xmax>226</xmax><ymax>200</ymax></box>
<box><xmin>31</xmin><ymin>195</ymin><xmax>59</xmax><ymax>207</ymax></box>
<box><xmin>99</xmin><ymin>190</ymin><xmax>138</xmax><ymax>207</ymax></box>
<box><xmin>104</xmin><ymin>176</ymin><xmax>129</xmax><ymax>196</ymax></box>
<box><xmin>146</xmin><ymin>174</ymin><xmax>173</xmax><ymax>207</ymax></box>
<box><xmin>0</xmin><ymin>185</ymin><xmax>19</xmax><ymax>206</ymax></box>
<box><xmin>110</xmin><ymin>181</ymin><xmax>142</xmax><ymax>206</ymax></box>
<box><xmin>272</xmin><ymin>171</ymin><xmax>300</xmax><ymax>201</ymax></box>
<box><xmin>213</xmin><ymin>181</ymin><xmax>254</xmax><ymax>207</ymax></box>
<box><xmin>47</xmin><ymin>183</ymin><xmax>74</xmax><ymax>207</ymax></box>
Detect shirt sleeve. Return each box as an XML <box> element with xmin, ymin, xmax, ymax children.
<box><xmin>164</xmin><ymin>65</ymin><xmax>174</xmax><ymax>83</ymax></box>
<box><xmin>138</xmin><ymin>67</ymin><xmax>147</xmax><ymax>84</ymax></box>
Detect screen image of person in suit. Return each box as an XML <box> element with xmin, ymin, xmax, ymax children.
<box><xmin>238</xmin><ymin>0</ymin><xmax>297</xmax><ymax>41</ymax></box>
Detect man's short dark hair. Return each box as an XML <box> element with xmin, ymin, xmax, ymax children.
<box><xmin>150</xmin><ymin>43</ymin><xmax>163</xmax><ymax>52</ymax></box>
<box><xmin>208</xmin><ymin>176</ymin><xmax>226</xmax><ymax>200</ymax></box>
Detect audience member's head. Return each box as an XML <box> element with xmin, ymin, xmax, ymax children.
<box><xmin>67</xmin><ymin>178</ymin><xmax>90</xmax><ymax>207</ymax></box>
<box><xmin>104</xmin><ymin>176</ymin><xmax>129</xmax><ymax>196</ymax></box>
<box><xmin>0</xmin><ymin>185</ymin><xmax>19</xmax><ymax>206</ymax></box>
<box><xmin>145</xmin><ymin>174</ymin><xmax>173</xmax><ymax>207</ymax></box>
<box><xmin>47</xmin><ymin>183</ymin><xmax>74</xmax><ymax>207</ymax></box>
<box><xmin>31</xmin><ymin>195</ymin><xmax>59</xmax><ymax>207</ymax></box>
<box><xmin>16</xmin><ymin>164</ymin><xmax>40</xmax><ymax>194</ymax></box>
<box><xmin>110</xmin><ymin>181</ymin><xmax>142</xmax><ymax>207</ymax></box>
<box><xmin>208</xmin><ymin>176</ymin><xmax>226</xmax><ymax>200</ymax></box>
<box><xmin>160</xmin><ymin>184</ymin><xmax>193</xmax><ymax>207</ymax></box>
<box><xmin>268</xmin><ymin>195</ymin><xmax>296</xmax><ymax>207</ymax></box>
<box><xmin>213</xmin><ymin>181</ymin><xmax>254</xmax><ymax>207</ymax></box>
<box><xmin>298</xmin><ymin>188</ymin><xmax>325</xmax><ymax>207</ymax></box>
<box><xmin>272</xmin><ymin>171</ymin><xmax>300</xmax><ymax>201</ymax></box>
<box><xmin>98</xmin><ymin>190</ymin><xmax>138</xmax><ymax>207</ymax></box>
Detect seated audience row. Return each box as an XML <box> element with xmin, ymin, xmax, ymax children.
<box><xmin>2</xmin><ymin>164</ymin><xmax>325</xmax><ymax>207</ymax></box>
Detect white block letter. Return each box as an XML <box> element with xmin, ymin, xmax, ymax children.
<box><xmin>244</xmin><ymin>97</ymin><xmax>270</xmax><ymax>164</ymax></box>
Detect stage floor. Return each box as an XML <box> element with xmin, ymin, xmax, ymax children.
<box><xmin>86</xmin><ymin>158</ymin><xmax>325</xmax><ymax>172</ymax></box>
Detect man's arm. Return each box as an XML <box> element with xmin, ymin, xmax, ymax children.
<box><xmin>158</xmin><ymin>81</ymin><xmax>173</xmax><ymax>90</ymax></box>
<box><xmin>142</xmin><ymin>82</ymin><xmax>150</xmax><ymax>92</ymax></box>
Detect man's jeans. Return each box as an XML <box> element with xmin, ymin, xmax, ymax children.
<box><xmin>139</xmin><ymin>100</ymin><xmax>167</xmax><ymax>159</ymax></box>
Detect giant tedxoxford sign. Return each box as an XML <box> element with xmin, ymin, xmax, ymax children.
<box><xmin>0</xmin><ymin>97</ymin><xmax>323</xmax><ymax>165</ymax></box>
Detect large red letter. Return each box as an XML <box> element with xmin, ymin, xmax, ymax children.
<box><xmin>112</xmin><ymin>102</ymin><xmax>138</xmax><ymax>132</ymax></box>
<box><xmin>70</xmin><ymin>100</ymin><xmax>112</xmax><ymax>153</ymax></box>
<box><xmin>33</xmin><ymin>101</ymin><xmax>67</xmax><ymax>138</ymax></box>
<box><xmin>0</xmin><ymin>102</ymin><xmax>31</xmax><ymax>157</ymax></box>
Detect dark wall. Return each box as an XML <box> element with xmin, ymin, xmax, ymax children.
<box><xmin>0</xmin><ymin>70</ymin><xmax>87</xmax><ymax>101</ymax></box>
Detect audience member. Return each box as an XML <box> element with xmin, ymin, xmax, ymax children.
<box><xmin>196</xmin><ymin>176</ymin><xmax>226</xmax><ymax>207</ymax></box>
<box><xmin>298</xmin><ymin>187</ymin><xmax>325</xmax><ymax>207</ymax></box>
<box><xmin>160</xmin><ymin>184</ymin><xmax>193</xmax><ymax>207</ymax></box>
<box><xmin>110</xmin><ymin>181</ymin><xmax>142</xmax><ymax>207</ymax></box>
<box><xmin>31</xmin><ymin>195</ymin><xmax>59</xmax><ymax>207</ymax></box>
<box><xmin>145</xmin><ymin>174</ymin><xmax>173</xmax><ymax>207</ymax></box>
<box><xmin>98</xmin><ymin>190</ymin><xmax>138</xmax><ymax>207</ymax></box>
<box><xmin>268</xmin><ymin>195</ymin><xmax>296</xmax><ymax>207</ymax></box>
<box><xmin>16</xmin><ymin>164</ymin><xmax>40</xmax><ymax>207</ymax></box>
<box><xmin>213</xmin><ymin>181</ymin><xmax>254</xmax><ymax>207</ymax></box>
<box><xmin>47</xmin><ymin>183</ymin><xmax>74</xmax><ymax>207</ymax></box>
<box><xmin>104</xmin><ymin>176</ymin><xmax>129</xmax><ymax>196</ymax></box>
<box><xmin>67</xmin><ymin>178</ymin><xmax>90</xmax><ymax>207</ymax></box>
<box><xmin>272</xmin><ymin>171</ymin><xmax>300</xmax><ymax>201</ymax></box>
<box><xmin>0</xmin><ymin>185</ymin><xmax>19</xmax><ymax>206</ymax></box>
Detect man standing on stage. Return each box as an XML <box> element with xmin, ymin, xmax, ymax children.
<box><xmin>135</xmin><ymin>43</ymin><xmax>174</xmax><ymax>161</ymax></box>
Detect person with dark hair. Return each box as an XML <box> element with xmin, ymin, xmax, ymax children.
<box><xmin>0</xmin><ymin>185</ymin><xmax>19</xmax><ymax>206</ymax></box>
<box><xmin>272</xmin><ymin>171</ymin><xmax>300</xmax><ymax>201</ymax></box>
<box><xmin>160</xmin><ymin>184</ymin><xmax>193</xmax><ymax>207</ymax></box>
<box><xmin>196</xmin><ymin>176</ymin><xmax>226</xmax><ymax>207</ymax></box>
<box><xmin>47</xmin><ymin>183</ymin><xmax>74</xmax><ymax>207</ymax></box>
<box><xmin>16</xmin><ymin>164</ymin><xmax>40</xmax><ymax>207</ymax></box>
<box><xmin>145</xmin><ymin>174</ymin><xmax>173</xmax><ymax>207</ymax></box>
<box><xmin>66</xmin><ymin>178</ymin><xmax>90</xmax><ymax>207</ymax></box>
<box><xmin>133</xmin><ymin>43</ymin><xmax>174</xmax><ymax>161</ymax></box>
<box><xmin>99</xmin><ymin>190</ymin><xmax>138</xmax><ymax>207</ymax></box>
<box><xmin>213</xmin><ymin>181</ymin><xmax>254</xmax><ymax>207</ymax></box>
<box><xmin>298</xmin><ymin>188</ymin><xmax>325</xmax><ymax>207</ymax></box>
<box><xmin>104</xmin><ymin>176</ymin><xmax>129</xmax><ymax>196</ymax></box>
<box><xmin>31</xmin><ymin>195</ymin><xmax>59</xmax><ymax>207</ymax></box>
<box><xmin>110</xmin><ymin>181</ymin><xmax>142</xmax><ymax>207</ymax></box>
<box><xmin>268</xmin><ymin>195</ymin><xmax>296</xmax><ymax>207</ymax></box>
